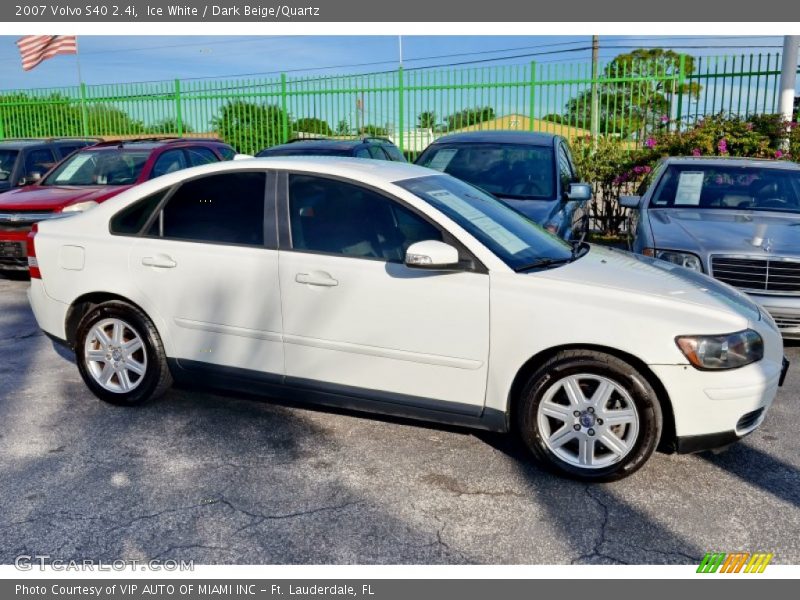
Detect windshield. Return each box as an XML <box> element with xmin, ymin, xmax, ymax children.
<box><xmin>649</xmin><ymin>164</ymin><xmax>800</xmax><ymax>213</ymax></box>
<box><xmin>397</xmin><ymin>175</ymin><xmax>573</xmax><ymax>270</ymax></box>
<box><xmin>257</xmin><ymin>146</ymin><xmax>352</xmax><ymax>157</ymax></box>
<box><xmin>415</xmin><ymin>142</ymin><xmax>556</xmax><ymax>200</ymax></box>
<box><xmin>43</xmin><ymin>149</ymin><xmax>149</xmax><ymax>186</ymax></box>
<box><xmin>0</xmin><ymin>150</ymin><xmax>19</xmax><ymax>181</ymax></box>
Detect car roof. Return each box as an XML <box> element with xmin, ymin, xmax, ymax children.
<box><xmin>0</xmin><ymin>138</ymin><xmax>91</xmax><ymax>148</ymax></box>
<box><xmin>663</xmin><ymin>156</ymin><xmax>800</xmax><ymax>170</ymax></box>
<box><xmin>263</xmin><ymin>139</ymin><xmax>377</xmax><ymax>152</ymax></box>
<box><xmin>428</xmin><ymin>130</ymin><xmax>559</xmax><ymax>146</ymax></box>
<box><xmin>91</xmin><ymin>138</ymin><xmax>227</xmax><ymax>151</ymax></box>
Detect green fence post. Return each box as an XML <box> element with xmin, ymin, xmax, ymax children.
<box><xmin>675</xmin><ymin>54</ymin><xmax>687</xmax><ymax>131</ymax></box>
<box><xmin>0</xmin><ymin>105</ymin><xmax>5</xmax><ymax>140</ymax></box>
<box><xmin>397</xmin><ymin>67</ymin><xmax>404</xmax><ymax>154</ymax></box>
<box><xmin>174</xmin><ymin>79</ymin><xmax>183</xmax><ymax>136</ymax></box>
<box><xmin>528</xmin><ymin>61</ymin><xmax>537</xmax><ymax>131</ymax></box>
<box><xmin>79</xmin><ymin>83</ymin><xmax>89</xmax><ymax>137</ymax></box>
<box><xmin>280</xmin><ymin>73</ymin><xmax>289</xmax><ymax>143</ymax></box>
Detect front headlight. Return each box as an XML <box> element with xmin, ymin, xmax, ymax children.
<box><xmin>61</xmin><ymin>200</ymin><xmax>98</xmax><ymax>214</ymax></box>
<box><xmin>675</xmin><ymin>329</ymin><xmax>764</xmax><ymax>370</ymax></box>
<box><xmin>644</xmin><ymin>248</ymin><xmax>703</xmax><ymax>271</ymax></box>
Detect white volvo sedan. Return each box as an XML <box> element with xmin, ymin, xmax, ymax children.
<box><xmin>27</xmin><ymin>158</ymin><xmax>788</xmax><ymax>481</ymax></box>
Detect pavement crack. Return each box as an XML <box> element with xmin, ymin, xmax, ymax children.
<box><xmin>221</xmin><ymin>497</ymin><xmax>364</xmax><ymax>537</ymax></box>
<box><xmin>570</xmin><ymin>486</ymin><xmax>628</xmax><ymax>565</ymax></box>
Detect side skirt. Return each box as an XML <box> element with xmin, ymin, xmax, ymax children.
<box><xmin>168</xmin><ymin>358</ymin><xmax>508</xmax><ymax>433</ymax></box>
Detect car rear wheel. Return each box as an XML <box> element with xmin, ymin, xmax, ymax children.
<box><xmin>75</xmin><ymin>301</ymin><xmax>172</xmax><ymax>406</ymax></box>
<box><xmin>516</xmin><ymin>349</ymin><xmax>662</xmax><ymax>482</ymax></box>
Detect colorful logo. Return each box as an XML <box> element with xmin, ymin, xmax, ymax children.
<box><xmin>697</xmin><ymin>552</ymin><xmax>773</xmax><ymax>573</ymax></box>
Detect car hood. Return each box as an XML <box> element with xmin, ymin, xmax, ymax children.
<box><xmin>496</xmin><ymin>196</ymin><xmax>558</xmax><ymax>224</ymax></box>
<box><xmin>538</xmin><ymin>244</ymin><xmax>761</xmax><ymax>322</ymax></box>
<box><xmin>649</xmin><ymin>208</ymin><xmax>800</xmax><ymax>255</ymax></box>
<box><xmin>0</xmin><ymin>184</ymin><xmax>131</xmax><ymax>211</ymax></box>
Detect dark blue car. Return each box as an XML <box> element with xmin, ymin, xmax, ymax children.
<box><xmin>415</xmin><ymin>131</ymin><xmax>591</xmax><ymax>240</ymax></box>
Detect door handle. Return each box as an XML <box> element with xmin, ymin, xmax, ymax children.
<box><xmin>295</xmin><ymin>272</ymin><xmax>338</xmax><ymax>287</ymax></box>
<box><xmin>141</xmin><ymin>254</ymin><xmax>177</xmax><ymax>269</ymax></box>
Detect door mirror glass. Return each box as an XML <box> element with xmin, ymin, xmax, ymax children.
<box><xmin>618</xmin><ymin>195</ymin><xmax>642</xmax><ymax>209</ymax></box>
<box><xmin>566</xmin><ymin>182</ymin><xmax>592</xmax><ymax>202</ymax></box>
<box><xmin>405</xmin><ymin>240</ymin><xmax>460</xmax><ymax>269</ymax></box>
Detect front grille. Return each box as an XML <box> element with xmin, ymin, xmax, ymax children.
<box><xmin>736</xmin><ymin>408</ymin><xmax>764</xmax><ymax>433</ymax></box>
<box><xmin>773</xmin><ymin>315</ymin><xmax>800</xmax><ymax>329</ymax></box>
<box><xmin>711</xmin><ymin>255</ymin><xmax>800</xmax><ymax>295</ymax></box>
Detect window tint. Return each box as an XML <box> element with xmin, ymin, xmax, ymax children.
<box><xmin>25</xmin><ymin>148</ymin><xmax>55</xmax><ymax>175</ymax></box>
<box><xmin>185</xmin><ymin>146</ymin><xmax>219</xmax><ymax>167</ymax></box>
<box><xmin>110</xmin><ymin>188</ymin><xmax>169</xmax><ymax>235</ymax></box>
<box><xmin>158</xmin><ymin>172</ymin><xmax>265</xmax><ymax>245</ymax></box>
<box><xmin>382</xmin><ymin>145</ymin><xmax>406</xmax><ymax>162</ymax></box>
<box><xmin>367</xmin><ymin>146</ymin><xmax>388</xmax><ymax>160</ymax></box>
<box><xmin>150</xmin><ymin>149</ymin><xmax>187</xmax><ymax>179</ymax></box>
<box><xmin>218</xmin><ymin>146</ymin><xmax>236</xmax><ymax>161</ymax></box>
<box><xmin>416</xmin><ymin>143</ymin><xmax>556</xmax><ymax>199</ymax></box>
<box><xmin>557</xmin><ymin>144</ymin><xmax>575</xmax><ymax>191</ymax></box>
<box><xmin>289</xmin><ymin>175</ymin><xmax>442</xmax><ymax>261</ymax></box>
<box><xmin>354</xmin><ymin>148</ymin><xmax>371</xmax><ymax>159</ymax></box>
<box><xmin>57</xmin><ymin>144</ymin><xmax>83</xmax><ymax>158</ymax></box>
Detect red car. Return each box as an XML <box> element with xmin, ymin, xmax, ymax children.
<box><xmin>0</xmin><ymin>138</ymin><xmax>235</xmax><ymax>273</ymax></box>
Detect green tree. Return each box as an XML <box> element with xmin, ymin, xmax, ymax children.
<box><xmin>335</xmin><ymin>119</ymin><xmax>351</xmax><ymax>136</ymax></box>
<box><xmin>150</xmin><ymin>117</ymin><xmax>194</xmax><ymax>135</ymax></box>
<box><xmin>84</xmin><ymin>105</ymin><xmax>145</xmax><ymax>136</ymax></box>
<box><xmin>562</xmin><ymin>49</ymin><xmax>700</xmax><ymax>138</ymax></box>
<box><xmin>445</xmin><ymin>106</ymin><xmax>495</xmax><ymax>131</ymax></box>
<box><xmin>293</xmin><ymin>117</ymin><xmax>333</xmax><ymax>137</ymax></box>
<box><xmin>358</xmin><ymin>124</ymin><xmax>389</xmax><ymax>137</ymax></box>
<box><xmin>417</xmin><ymin>110</ymin><xmax>437</xmax><ymax>129</ymax></box>
<box><xmin>211</xmin><ymin>100</ymin><xmax>288</xmax><ymax>154</ymax></box>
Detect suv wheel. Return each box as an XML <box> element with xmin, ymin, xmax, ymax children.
<box><xmin>517</xmin><ymin>350</ymin><xmax>662</xmax><ymax>482</ymax></box>
<box><xmin>75</xmin><ymin>301</ymin><xmax>172</xmax><ymax>406</ymax></box>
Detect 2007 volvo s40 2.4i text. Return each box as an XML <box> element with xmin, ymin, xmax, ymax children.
<box><xmin>27</xmin><ymin>158</ymin><xmax>789</xmax><ymax>481</ymax></box>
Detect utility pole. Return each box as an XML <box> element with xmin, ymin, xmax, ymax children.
<box><xmin>590</xmin><ymin>35</ymin><xmax>600</xmax><ymax>149</ymax></box>
<box><xmin>779</xmin><ymin>35</ymin><xmax>800</xmax><ymax>150</ymax></box>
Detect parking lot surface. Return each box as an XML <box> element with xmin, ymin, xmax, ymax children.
<box><xmin>1</xmin><ymin>276</ymin><xmax>798</xmax><ymax>565</ymax></box>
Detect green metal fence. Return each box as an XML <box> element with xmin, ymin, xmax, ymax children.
<box><xmin>0</xmin><ymin>52</ymin><xmax>797</xmax><ymax>158</ymax></box>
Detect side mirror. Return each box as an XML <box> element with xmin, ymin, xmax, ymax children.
<box><xmin>566</xmin><ymin>182</ymin><xmax>592</xmax><ymax>202</ymax></box>
<box><xmin>405</xmin><ymin>240</ymin><xmax>460</xmax><ymax>269</ymax></box>
<box><xmin>619</xmin><ymin>195</ymin><xmax>642</xmax><ymax>209</ymax></box>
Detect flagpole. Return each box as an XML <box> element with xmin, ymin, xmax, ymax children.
<box><xmin>75</xmin><ymin>37</ymin><xmax>89</xmax><ymax>137</ymax></box>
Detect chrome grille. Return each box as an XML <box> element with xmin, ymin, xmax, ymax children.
<box><xmin>711</xmin><ymin>255</ymin><xmax>800</xmax><ymax>295</ymax></box>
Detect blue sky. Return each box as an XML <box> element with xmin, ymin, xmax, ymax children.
<box><xmin>0</xmin><ymin>35</ymin><xmax>787</xmax><ymax>89</ymax></box>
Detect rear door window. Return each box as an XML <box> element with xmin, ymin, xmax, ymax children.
<box><xmin>150</xmin><ymin>149</ymin><xmax>187</xmax><ymax>179</ymax></box>
<box><xmin>156</xmin><ymin>172</ymin><xmax>267</xmax><ymax>246</ymax></box>
<box><xmin>185</xmin><ymin>146</ymin><xmax>220</xmax><ymax>167</ymax></box>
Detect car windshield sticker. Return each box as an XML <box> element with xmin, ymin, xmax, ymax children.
<box><xmin>427</xmin><ymin>149</ymin><xmax>458</xmax><ymax>172</ymax></box>
<box><xmin>675</xmin><ymin>171</ymin><xmax>705</xmax><ymax>205</ymax></box>
<box><xmin>428</xmin><ymin>189</ymin><xmax>528</xmax><ymax>254</ymax></box>
<box><xmin>54</xmin><ymin>154</ymin><xmax>93</xmax><ymax>183</ymax></box>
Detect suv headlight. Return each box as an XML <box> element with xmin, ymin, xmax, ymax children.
<box><xmin>644</xmin><ymin>248</ymin><xmax>703</xmax><ymax>271</ymax></box>
<box><xmin>676</xmin><ymin>329</ymin><xmax>764</xmax><ymax>370</ymax></box>
<box><xmin>61</xmin><ymin>200</ymin><xmax>98</xmax><ymax>214</ymax></box>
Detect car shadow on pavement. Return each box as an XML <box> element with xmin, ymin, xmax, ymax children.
<box><xmin>699</xmin><ymin>443</ymin><xmax>800</xmax><ymax>509</ymax></box>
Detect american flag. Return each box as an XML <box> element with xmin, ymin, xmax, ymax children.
<box><xmin>16</xmin><ymin>35</ymin><xmax>77</xmax><ymax>71</ymax></box>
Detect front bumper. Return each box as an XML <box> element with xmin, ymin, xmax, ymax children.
<box><xmin>651</xmin><ymin>356</ymin><xmax>784</xmax><ymax>443</ymax></box>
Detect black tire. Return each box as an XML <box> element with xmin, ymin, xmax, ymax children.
<box><xmin>75</xmin><ymin>301</ymin><xmax>172</xmax><ymax>406</ymax></box>
<box><xmin>516</xmin><ymin>349</ymin><xmax>662</xmax><ymax>482</ymax></box>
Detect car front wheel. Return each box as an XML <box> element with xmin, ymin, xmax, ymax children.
<box><xmin>75</xmin><ymin>301</ymin><xmax>172</xmax><ymax>406</ymax></box>
<box><xmin>517</xmin><ymin>349</ymin><xmax>662</xmax><ymax>482</ymax></box>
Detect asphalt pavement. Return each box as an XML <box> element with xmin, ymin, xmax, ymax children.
<box><xmin>1</xmin><ymin>276</ymin><xmax>798</xmax><ymax>565</ymax></box>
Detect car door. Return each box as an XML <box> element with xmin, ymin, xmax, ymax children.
<box><xmin>127</xmin><ymin>169</ymin><xmax>284</xmax><ymax>376</ymax></box>
<box><xmin>277</xmin><ymin>172</ymin><xmax>490</xmax><ymax>413</ymax></box>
